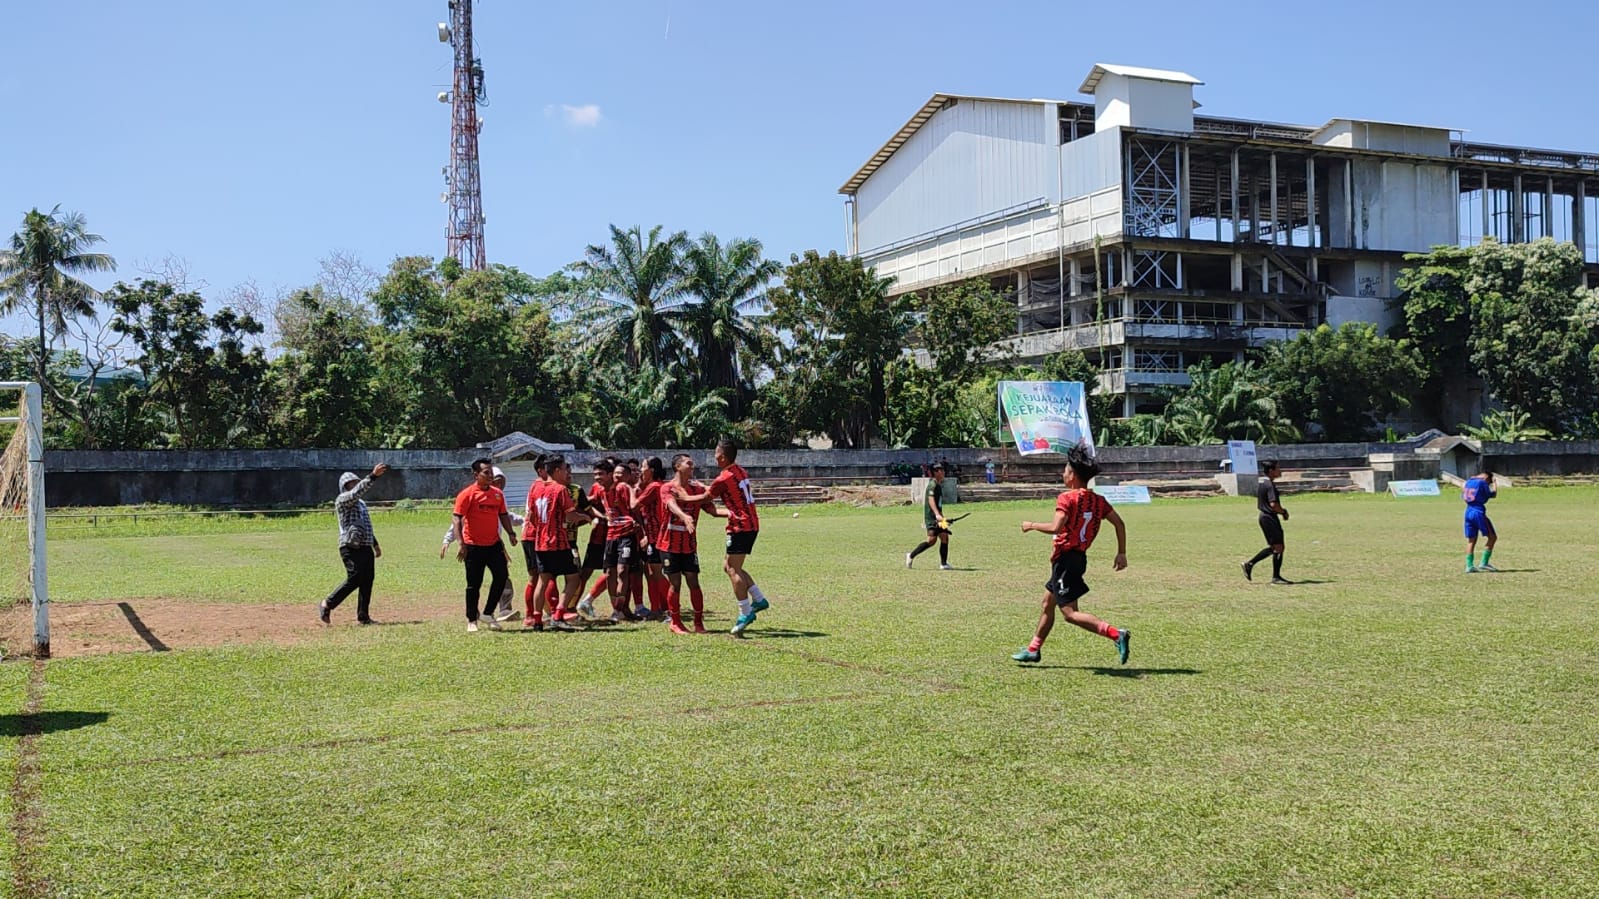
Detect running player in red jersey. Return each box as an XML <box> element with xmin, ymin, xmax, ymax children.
<box><xmin>631</xmin><ymin>457</ymin><xmax>672</xmax><ymax>620</ymax></box>
<box><xmin>662</xmin><ymin>453</ymin><xmax>725</xmax><ymax>634</ymax></box>
<box><xmin>604</xmin><ymin>463</ymin><xmax>642</xmax><ymax>622</ymax></box>
<box><xmin>526</xmin><ymin>456</ymin><xmax>588</xmax><ymax>631</ymax></box>
<box><xmin>574</xmin><ymin>458</ymin><xmax>616</xmax><ymax>620</ymax></box>
<box><xmin>707</xmin><ymin>437</ymin><xmax>769</xmax><ymax>635</ymax></box>
<box><xmin>1011</xmin><ymin>445</ymin><xmax>1131</xmax><ymax>665</ymax></box>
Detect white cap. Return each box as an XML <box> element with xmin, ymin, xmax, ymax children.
<box><xmin>491</xmin><ymin>466</ymin><xmax>505</xmax><ymax>479</ymax></box>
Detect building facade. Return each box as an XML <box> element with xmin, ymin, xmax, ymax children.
<box><xmin>840</xmin><ymin>64</ymin><xmax>1599</xmax><ymax>415</ymax></box>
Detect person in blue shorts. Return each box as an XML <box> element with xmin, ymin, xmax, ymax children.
<box><xmin>1462</xmin><ymin>466</ymin><xmax>1498</xmax><ymax>573</ymax></box>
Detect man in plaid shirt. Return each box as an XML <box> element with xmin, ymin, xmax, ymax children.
<box><xmin>320</xmin><ymin>462</ymin><xmax>390</xmax><ymax>625</ymax></box>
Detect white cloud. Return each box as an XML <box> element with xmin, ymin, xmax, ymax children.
<box><xmin>548</xmin><ymin>103</ymin><xmax>602</xmax><ymax>128</ymax></box>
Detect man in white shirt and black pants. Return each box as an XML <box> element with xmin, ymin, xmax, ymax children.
<box><xmin>321</xmin><ymin>462</ymin><xmax>389</xmax><ymax>625</ymax></box>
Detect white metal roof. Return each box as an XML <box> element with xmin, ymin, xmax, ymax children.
<box><xmin>1079</xmin><ymin>63</ymin><xmax>1202</xmax><ymax>95</ymax></box>
<box><xmin>838</xmin><ymin>93</ymin><xmax>1072</xmax><ymax>195</ymax></box>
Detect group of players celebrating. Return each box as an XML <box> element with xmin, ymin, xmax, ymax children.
<box><xmin>447</xmin><ymin>438</ymin><xmax>772</xmax><ymax>637</ymax></box>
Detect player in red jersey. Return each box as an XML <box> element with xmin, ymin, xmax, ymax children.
<box><xmin>1011</xmin><ymin>445</ymin><xmax>1131</xmax><ymax>665</ymax></box>
<box><xmin>526</xmin><ymin>456</ymin><xmax>589</xmax><ymax>631</ymax></box>
<box><xmin>706</xmin><ymin>437</ymin><xmax>769</xmax><ymax>636</ymax></box>
<box><xmin>621</xmin><ymin>460</ymin><xmax>649</xmax><ymax>618</ymax></box>
<box><xmin>631</xmin><ymin>457</ymin><xmax>672</xmax><ymax>620</ymax></box>
<box><xmin>603</xmin><ymin>462</ymin><xmax>642</xmax><ymax>622</ymax></box>
<box><xmin>662</xmin><ymin>453</ymin><xmax>725</xmax><ymax>634</ymax></box>
<box><xmin>574</xmin><ymin>458</ymin><xmax>617</xmax><ymax>620</ymax></box>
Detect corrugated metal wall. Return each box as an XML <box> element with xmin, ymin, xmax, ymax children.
<box><xmin>855</xmin><ymin>99</ymin><xmax>1052</xmax><ymax>252</ymax></box>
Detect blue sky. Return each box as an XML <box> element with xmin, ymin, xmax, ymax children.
<box><xmin>4</xmin><ymin>0</ymin><xmax>1597</xmax><ymax>336</ymax></box>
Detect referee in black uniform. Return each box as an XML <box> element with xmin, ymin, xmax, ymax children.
<box><xmin>1241</xmin><ymin>460</ymin><xmax>1291</xmax><ymax>585</ymax></box>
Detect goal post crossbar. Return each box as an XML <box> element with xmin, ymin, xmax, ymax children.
<box><xmin>0</xmin><ymin>381</ymin><xmax>48</xmax><ymax>657</ymax></box>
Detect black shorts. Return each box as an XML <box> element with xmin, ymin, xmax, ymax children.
<box><xmin>642</xmin><ymin>543</ymin><xmax>663</xmax><ymax>565</ymax></box>
<box><xmin>1046</xmin><ymin>550</ymin><xmax>1090</xmax><ymax>605</ymax></box>
<box><xmin>725</xmin><ymin>531</ymin><xmax>758</xmax><ymax>556</ymax></box>
<box><xmin>663</xmin><ymin>551</ymin><xmax>700</xmax><ymax>575</ymax></box>
<box><xmin>1259</xmin><ymin>513</ymin><xmax>1285</xmax><ymax>546</ymax></box>
<box><xmin>925</xmin><ymin>525</ymin><xmax>950</xmax><ymax>537</ymax></box>
<box><xmin>536</xmin><ymin>549</ymin><xmax>578</xmax><ymax>577</ymax></box>
<box><xmin>604</xmin><ymin>536</ymin><xmax>638</xmax><ymax>569</ymax></box>
<box><xmin>521</xmin><ymin>541</ymin><xmax>541</xmax><ymax>576</ymax></box>
<box><xmin>582</xmin><ymin>542</ymin><xmax>606</xmax><ymax>571</ymax></box>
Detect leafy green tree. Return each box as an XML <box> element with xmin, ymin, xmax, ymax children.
<box><xmin>0</xmin><ymin>206</ymin><xmax>116</xmax><ymax>393</ymax></box>
<box><xmin>882</xmin><ymin>279</ymin><xmax>1015</xmax><ymax>447</ymax></box>
<box><xmin>267</xmin><ymin>290</ymin><xmax>382</xmax><ymax>447</ymax></box>
<box><xmin>1161</xmin><ymin>359</ymin><xmax>1298</xmax><ymax>445</ymax></box>
<box><xmin>107</xmin><ymin>279</ymin><xmax>271</xmax><ymax>448</ymax></box>
<box><xmin>1394</xmin><ymin>245</ymin><xmax>1472</xmax><ymax>425</ymax></box>
<box><xmin>1463</xmin><ymin>238</ymin><xmax>1599</xmax><ymax>432</ymax></box>
<box><xmin>569</xmin><ymin>362</ymin><xmax>729</xmax><ymax>449</ymax></box>
<box><xmin>370</xmin><ymin>259</ymin><xmax>570</xmax><ymax>447</ymax></box>
<box><xmin>570</xmin><ymin>225</ymin><xmax>690</xmax><ymax>371</ymax></box>
<box><xmin>674</xmin><ymin>233</ymin><xmax>781</xmax><ymax>417</ymax></box>
<box><xmin>765</xmin><ymin>251</ymin><xmax>910</xmax><ymax>448</ymax></box>
<box><xmin>1257</xmin><ymin>323</ymin><xmax>1422</xmax><ymax>442</ymax></box>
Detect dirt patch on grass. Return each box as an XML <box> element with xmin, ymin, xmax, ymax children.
<box><xmin>0</xmin><ymin>597</ymin><xmax>461</xmax><ymax>660</ymax></box>
<box><xmin>827</xmin><ymin>486</ymin><xmax>912</xmax><ymax>507</ymax></box>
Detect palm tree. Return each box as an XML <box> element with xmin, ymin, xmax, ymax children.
<box><xmin>1162</xmin><ymin>360</ymin><xmax>1298</xmax><ymax>445</ymax></box>
<box><xmin>569</xmin><ymin>224</ymin><xmax>690</xmax><ymax>371</ymax></box>
<box><xmin>673</xmin><ymin>233</ymin><xmax>782</xmax><ymax>415</ymax></box>
<box><xmin>0</xmin><ymin>206</ymin><xmax>116</xmax><ymax>391</ymax></box>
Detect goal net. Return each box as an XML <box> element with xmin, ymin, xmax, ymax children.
<box><xmin>0</xmin><ymin>382</ymin><xmax>47</xmax><ymax>657</ymax></box>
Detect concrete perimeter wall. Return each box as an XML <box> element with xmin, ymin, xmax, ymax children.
<box><xmin>41</xmin><ymin>440</ymin><xmax>1599</xmax><ymax>508</ymax></box>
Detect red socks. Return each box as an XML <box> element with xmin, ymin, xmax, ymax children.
<box><xmin>586</xmin><ymin>573</ymin><xmax>607</xmax><ymax>601</ymax></box>
<box><xmin>523</xmin><ymin>582</ymin><xmax>537</xmax><ymax>616</ymax></box>
<box><xmin>1096</xmin><ymin>622</ymin><xmax>1120</xmax><ymax>641</ymax></box>
<box><xmin>689</xmin><ymin>587</ymin><xmax>705</xmax><ymax>625</ymax></box>
<box><xmin>666</xmin><ymin>587</ymin><xmax>683</xmax><ymax>628</ymax></box>
<box><xmin>648</xmin><ymin>576</ymin><xmax>668</xmax><ymax>614</ymax></box>
<box><xmin>1027</xmin><ymin>637</ymin><xmax>1043</xmax><ymax>652</ymax></box>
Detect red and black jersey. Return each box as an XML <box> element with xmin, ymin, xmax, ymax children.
<box><xmin>660</xmin><ymin>480</ymin><xmax>712</xmax><ymax>554</ymax></box>
<box><xmin>604</xmin><ymin>482</ymin><xmax>636</xmax><ymax>541</ymax></box>
<box><xmin>529</xmin><ymin>481</ymin><xmax>575</xmax><ymax>551</ymax></box>
<box><xmin>1051</xmin><ymin>488</ymin><xmax>1112</xmax><ymax>559</ymax></box>
<box><xmin>709</xmin><ymin>464</ymin><xmax>759</xmax><ymax>534</ymax></box>
<box><xmin>634</xmin><ymin>481</ymin><xmax>665</xmax><ymax>548</ymax></box>
<box><xmin>587</xmin><ymin>483</ymin><xmax>609</xmax><ymax>545</ymax></box>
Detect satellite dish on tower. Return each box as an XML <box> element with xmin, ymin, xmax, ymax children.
<box><xmin>437</xmin><ymin>23</ymin><xmax>451</xmax><ymax>42</ymax></box>
<box><xmin>438</xmin><ymin>92</ymin><xmax>451</xmax><ymax>103</ymax></box>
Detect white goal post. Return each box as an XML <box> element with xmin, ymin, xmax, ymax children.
<box><xmin>0</xmin><ymin>381</ymin><xmax>48</xmax><ymax>658</ymax></box>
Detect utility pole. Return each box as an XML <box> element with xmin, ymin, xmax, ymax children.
<box><xmin>437</xmin><ymin>1</ymin><xmax>486</xmax><ymax>270</ymax></box>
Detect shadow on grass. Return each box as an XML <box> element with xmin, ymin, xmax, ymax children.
<box><xmin>0</xmin><ymin>711</ymin><xmax>112</xmax><ymax>737</ymax></box>
<box><xmin>1478</xmin><ymin>568</ymin><xmax>1540</xmax><ymax>574</ymax></box>
<box><xmin>117</xmin><ymin>602</ymin><xmax>169</xmax><ymax>652</ymax></box>
<box><xmin>1018</xmin><ymin>666</ymin><xmax>1203</xmax><ymax>678</ymax></box>
<box><xmin>745</xmin><ymin>629</ymin><xmax>829</xmax><ymax>640</ymax></box>
<box><xmin>1271</xmin><ymin>579</ymin><xmax>1335</xmax><ymax>585</ymax></box>
<box><xmin>353</xmin><ymin>619</ymin><xmax>429</xmax><ymax>627</ymax></box>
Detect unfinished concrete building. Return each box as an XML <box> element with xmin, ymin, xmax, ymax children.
<box><xmin>840</xmin><ymin>63</ymin><xmax>1599</xmax><ymax>415</ymax></box>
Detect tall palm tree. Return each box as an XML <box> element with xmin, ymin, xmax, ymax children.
<box><xmin>673</xmin><ymin>233</ymin><xmax>781</xmax><ymax>415</ymax></box>
<box><xmin>570</xmin><ymin>224</ymin><xmax>690</xmax><ymax>371</ymax></box>
<box><xmin>0</xmin><ymin>206</ymin><xmax>117</xmax><ymax>390</ymax></box>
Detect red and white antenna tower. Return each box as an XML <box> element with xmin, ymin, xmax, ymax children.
<box><xmin>438</xmin><ymin>1</ymin><xmax>486</xmax><ymax>270</ymax></box>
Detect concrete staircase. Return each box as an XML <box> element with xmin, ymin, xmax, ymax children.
<box><xmin>1276</xmin><ymin>468</ymin><xmax>1362</xmax><ymax>493</ymax></box>
<box><xmin>752</xmin><ymin>484</ymin><xmax>831</xmax><ymax>505</ymax></box>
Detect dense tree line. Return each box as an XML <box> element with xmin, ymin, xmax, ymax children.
<box><xmin>4</xmin><ymin>208</ymin><xmax>1596</xmax><ymax>451</ymax></box>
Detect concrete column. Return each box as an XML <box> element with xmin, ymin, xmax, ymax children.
<box><xmin>1345</xmin><ymin>159</ymin><xmax>1355</xmax><ymax>248</ymax></box>
<box><xmin>1230</xmin><ymin>149</ymin><xmax>1241</xmax><ymax>243</ymax></box>
<box><xmin>1269</xmin><ymin>152</ymin><xmax>1279</xmax><ymax>246</ymax></box>
<box><xmin>1481</xmin><ymin>170</ymin><xmax>1491</xmax><ymax>241</ymax></box>
<box><xmin>1231</xmin><ymin>252</ymin><xmax>1244</xmax><ymax>291</ymax></box>
<box><xmin>1576</xmin><ymin>179</ymin><xmax>1587</xmax><ymax>260</ymax></box>
<box><xmin>1180</xmin><ymin>144</ymin><xmax>1192</xmax><ymax>239</ymax></box>
<box><xmin>1546</xmin><ymin>177</ymin><xmax>1556</xmax><ymax>241</ymax></box>
<box><xmin>1513</xmin><ymin>174</ymin><xmax>1524</xmax><ymax>243</ymax></box>
<box><xmin>1306</xmin><ymin>157</ymin><xmax>1318</xmax><ymax>249</ymax></box>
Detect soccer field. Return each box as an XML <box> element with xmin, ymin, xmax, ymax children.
<box><xmin>4</xmin><ymin>488</ymin><xmax>1598</xmax><ymax>897</ymax></box>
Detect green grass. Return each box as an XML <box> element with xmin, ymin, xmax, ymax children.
<box><xmin>9</xmin><ymin>488</ymin><xmax>1599</xmax><ymax>896</ymax></box>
